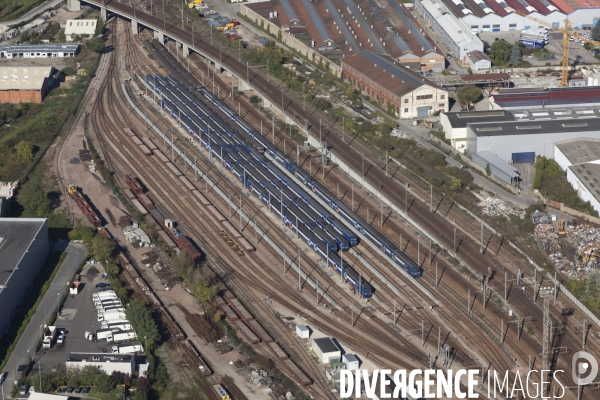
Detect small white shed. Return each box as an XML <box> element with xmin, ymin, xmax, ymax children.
<box><xmin>311</xmin><ymin>337</ymin><xmax>341</xmax><ymax>364</ymax></box>
<box><xmin>296</xmin><ymin>324</ymin><xmax>309</xmax><ymax>339</ymax></box>
<box><xmin>343</xmin><ymin>354</ymin><xmax>360</xmax><ymax>370</ymax></box>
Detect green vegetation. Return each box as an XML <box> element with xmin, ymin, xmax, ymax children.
<box><xmin>456</xmin><ymin>85</ymin><xmax>482</xmax><ymax>110</ymax></box>
<box><xmin>489</xmin><ymin>40</ymin><xmax>511</xmax><ymax>66</ymax></box>
<box><xmin>534</xmin><ymin>156</ymin><xmax>598</xmax><ymax>216</ymax></box>
<box><xmin>593</xmin><ymin>22</ymin><xmax>600</xmax><ymax>41</ymax></box>
<box><xmin>510</xmin><ymin>42</ymin><xmax>522</xmax><ymax>65</ymax></box>
<box><xmin>0</xmin><ymin>45</ymin><xmax>101</xmax><ymax>182</ymax></box>
<box><xmin>126</xmin><ymin>300</ymin><xmax>161</xmax><ymax>352</ymax></box>
<box><xmin>0</xmin><ymin>0</ymin><xmax>43</xmax><ymax>22</ymax></box>
<box><xmin>485</xmin><ymin>163</ymin><xmax>491</xmax><ymax>177</ymax></box>
<box><xmin>172</xmin><ymin>251</ymin><xmax>218</xmax><ymax>306</ymax></box>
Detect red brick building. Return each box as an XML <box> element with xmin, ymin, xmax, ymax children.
<box><xmin>0</xmin><ymin>67</ymin><xmax>53</xmax><ymax>103</ymax></box>
<box><xmin>342</xmin><ymin>51</ymin><xmax>448</xmax><ymax>119</ymax></box>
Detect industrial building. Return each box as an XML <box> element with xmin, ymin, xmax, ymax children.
<box><xmin>465</xmin><ymin>117</ymin><xmax>600</xmax><ymax>161</ymax></box>
<box><xmin>311</xmin><ymin>337</ymin><xmax>341</xmax><ymax>364</ymax></box>
<box><xmin>66</xmin><ymin>353</ymin><xmax>149</xmax><ymax>376</ymax></box>
<box><xmin>342</xmin><ymin>50</ymin><xmax>449</xmax><ymax>118</ymax></box>
<box><xmin>555</xmin><ymin>138</ymin><xmax>600</xmax><ymax>214</ymax></box>
<box><xmin>416</xmin><ymin>0</ymin><xmax>600</xmax><ymax>34</ymax></box>
<box><xmin>0</xmin><ymin>67</ymin><xmax>54</xmax><ymax>103</ymax></box>
<box><xmin>342</xmin><ymin>354</ymin><xmax>360</xmax><ymax>370</ymax></box>
<box><xmin>466</xmin><ymin>50</ymin><xmax>492</xmax><ymax>71</ymax></box>
<box><xmin>472</xmin><ymin>151</ymin><xmax>521</xmax><ymax>184</ymax></box>
<box><xmin>0</xmin><ymin>44</ymin><xmax>79</xmax><ymax>59</ymax></box>
<box><xmin>64</xmin><ymin>19</ymin><xmax>97</xmax><ymax>41</ymax></box>
<box><xmin>0</xmin><ymin>218</ymin><xmax>49</xmax><ymax>338</ymax></box>
<box><xmin>490</xmin><ymin>87</ymin><xmax>600</xmax><ymax>110</ymax></box>
<box><xmin>415</xmin><ymin>0</ymin><xmax>484</xmax><ymax>62</ymax></box>
<box><xmin>441</xmin><ymin>110</ymin><xmax>515</xmax><ymax>153</ymax></box>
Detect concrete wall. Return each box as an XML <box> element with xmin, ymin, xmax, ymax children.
<box><xmin>240</xmin><ymin>5</ymin><xmax>342</xmax><ymax>78</ymax></box>
<box><xmin>465</xmin><ymin>129</ymin><xmax>600</xmax><ymax>161</ymax></box>
<box><xmin>554</xmin><ymin>145</ymin><xmax>572</xmax><ymax>171</ymax></box>
<box><xmin>0</xmin><ymin>219</ymin><xmax>49</xmax><ymax>338</ymax></box>
<box><xmin>440</xmin><ymin>114</ymin><xmax>468</xmax><ymax>152</ymax></box>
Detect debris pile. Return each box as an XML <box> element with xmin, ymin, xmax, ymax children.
<box><xmin>0</xmin><ymin>181</ymin><xmax>19</xmax><ymax>199</ymax></box>
<box><xmin>247</xmin><ymin>370</ymin><xmax>273</xmax><ymax>387</ymax></box>
<box><xmin>478</xmin><ymin>194</ymin><xmax>525</xmax><ymax>218</ymax></box>
<box><xmin>123</xmin><ymin>223</ymin><xmax>152</xmax><ymax>247</ymax></box>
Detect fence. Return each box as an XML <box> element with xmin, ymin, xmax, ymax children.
<box><xmin>534</xmin><ymin>190</ymin><xmax>600</xmax><ymax>225</ymax></box>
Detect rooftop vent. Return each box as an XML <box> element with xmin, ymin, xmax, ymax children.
<box><xmin>562</xmin><ymin>123</ymin><xmax>588</xmax><ymax>128</ymax></box>
<box><xmin>515</xmin><ymin>125</ymin><xmax>541</xmax><ymax>130</ymax></box>
<box><xmin>477</xmin><ymin>127</ymin><xmax>502</xmax><ymax>132</ymax></box>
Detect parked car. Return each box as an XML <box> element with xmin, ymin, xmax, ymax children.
<box><xmin>29</xmin><ymin>386</ymin><xmax>36</xmax><ymax>393</ymax></box>
<box><xmin>51</xmin><ymin>364</ymin><xmax>57</xmax><ymax>372</ymax></box>
<box><xmin>96</xmin><ymin>283</ymin><xmax>110</xmax><ymax>288</ymax></box>
<box><xmin>57</xmin><ymin>335</ymin><xmax>65</xmax><ymax>344</ymax></box>
<box><xmin>17</xmin><ymin>365</ymin><xmax>25</xmax><ymax>375</ymax></box>
<box><xmin>20</xmin><ymin>385</ymin><xmax>28</xmax><ymax>395</ymax></box>
<box><xmin>0</xmin><ymin>372</ymin><xmax>6</xmax><ymax>385</ymax></box>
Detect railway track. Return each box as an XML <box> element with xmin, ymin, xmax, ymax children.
<box><xmin>74</xmin><ymin>12</ymin><xmax>600</xmax><ymax>398</ymax></box>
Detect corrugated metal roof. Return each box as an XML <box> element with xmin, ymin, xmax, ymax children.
<box><xmin>0</xmin><ymin>66</ymin><xmax>53</xmax><ymax>90</ymax></box>
<box><xmin>473</xmin><ymin>151</ymin><xmax>520</xmax><ymax>178</ymax></box>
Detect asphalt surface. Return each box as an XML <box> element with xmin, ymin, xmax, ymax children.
<box><xmin>2</xmin><ymin>241</ymin><xmax>86</xmax><ymax>396</ymax></box>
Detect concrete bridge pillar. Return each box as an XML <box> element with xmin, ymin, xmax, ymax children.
<box><xmin>100</xmin><ymin>7</ymin><xmax>107</xmax><ymax>21</ymax></box>
<box><xmin>153</xmin><ymin>31</ymin><xmax>164</xmax><ymax>43</ymax></box>
<box><xmin>131</xmin><ymin>19</ymin><xmax>138</xmax><ymax>34</ymax></box>
<box><xmin>182</xmin><ymin>44</ymin><xmax>189</xmax><ymax>57</ymax></box>
<box><xmin>262</xmin><ymin>96</ymin><xmax>272</xmax><ymax>108</ymax></box>
<box><xmin>214</xmin><ymin>63</ymin><xmax>222</xmax><ymax>73</ymax></box>
<box><xmin>67</xmin><ymin>0</ymin><xmax>80</xmax><ymax>11</ymax></box>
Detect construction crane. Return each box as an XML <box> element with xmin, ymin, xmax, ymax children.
<box><xmin>508</xmin><ymin>9</ymin><xmax>600</xmax><ymax>86</ymax></box>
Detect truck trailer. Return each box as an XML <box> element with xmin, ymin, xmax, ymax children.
<box><xmin>101</xmin><ymin>321</ymin><xmax>132</xmax><ymax>331</ymax></box>
<box><xmin>111</xmin><ymin>330</ymin><xmax>137</xmax><ymax>343</ymax></box>
<box><xmin>98</xmin><ymin>310</ymin><xmax>127</xmax><ymax>322</ymax></box>
<box><xmin>42</xmin><ymin>326</ymin><xmax>58</xmax><ymax>349</ymax></box>
<box><xmin>111</xmin><ymin>343</ymin><xmax>144</xmax><ymax>354</ymax></box>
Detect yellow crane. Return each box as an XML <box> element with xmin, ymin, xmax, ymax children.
<box><xmin>509</xmin><ymin>9</ymin><xmax>600</xmax><ymax>86</ymax></box>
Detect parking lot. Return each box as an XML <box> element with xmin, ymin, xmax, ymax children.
<box><xmin>36</xmin><ymin>262</ymin><xmax>113</xmax><ymax>374</ymax></box>
<box><xmin>479</xmin><ymin>30</ymin><xmax>599</xmax><ymax>66</ymax></box>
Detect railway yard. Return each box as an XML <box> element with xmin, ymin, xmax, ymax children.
<box><xmin>38</xmin><ymin>3</ymin><xmax>600</xmax><ymax>400</ymax></box>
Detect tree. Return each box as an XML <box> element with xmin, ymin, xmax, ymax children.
<box><xmin>172</xmin><ymin>249</ymin><xmax>195</xmax><ymax>280</ymax></box>
<box><xmin>489</xmin><ymin>40</ymin><xmax>512</xmax><ymax>65</ymax></box>
<box><xmin>94</xmin><ymin>372</ymin><xmax>115</xmax><ymax>393</ymax></box>
<box><xmin>593</xmin><ymin>22</ymin><xmax>600</xmax><ymax>41</ymax></box>
<box><xmin>91</xmin><ymin>235</ymin><xmax>115</xmax><ymax>262</ymax></box>
<box><xmin>88</xmin><ymin>37</ymin><xmax>105</xmax><ymax>53</ymax></box>
<box><xmin>20</xmin><ymin>31</ymin><xmax>30</xmax><ymax>43</ymax></box>
<box><xmin>15</xmin><ymin>140</ymin><xmax>33</xmax><ymax>162</ymax></box>
<box><xmin>510</xmin><ymin>42</ymin><xmax>522</xmax><ymax>65</ymax></box>
<box><xmin>485</xmin><ymin>163</ymin><xmax>491</xmax><ymax>176</ymax></box>
<box><xmin>191</xmin><ymin>275</ymin><xmax>219</xmax><ymax>305</ymax></box>
<box><xmin>68</xmin><ymin>226</ymin><xmax>95</xmax><ymax>245</ymax></box>
<box><xmin>456</xmin><ymin>85</ymin><xmax>482</xmax><ymax>110</ymax></box>
<box><xmin>450</xmin><ymin>177</ymin><xmax>463</xmax><ymax>192</ymax></box>
<box><xmin>57</xmin><ymin>29</ymin><xmax>66</xmax><ymax>43</ymax></box>
<box><xmin>18</xmin><ymin>180</ymin><xmax>50</xmax><ymax>218</ymax></box>
<box><xmin>95</xmin><ymin>17</ymin><xmax>104</xmax><ymax>36</ymax></box>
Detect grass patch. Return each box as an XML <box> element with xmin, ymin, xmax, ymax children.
<box><xmin>533</xmin><ymin>156</ymin><xmax>598</xmax><ymax>217</ymax></box>
<box><xmin>0</xmin><ymin>0</ymin><xmax>44</xmax><ymax>22</ymax></box>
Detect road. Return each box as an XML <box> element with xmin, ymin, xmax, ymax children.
<box><xmin>0</xmin><ymin>0</ymin><xmax>63</xmax><ymax>30</ymax></box>
<box><xmin>362</xmin><ymin>99</ymin><xmax>535</xmax><ymax>208</ymax></box>
<box><xmin>3</xmin><ymin>241</ymin><xmax>86</xmax><ymax>396</ymax></box>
